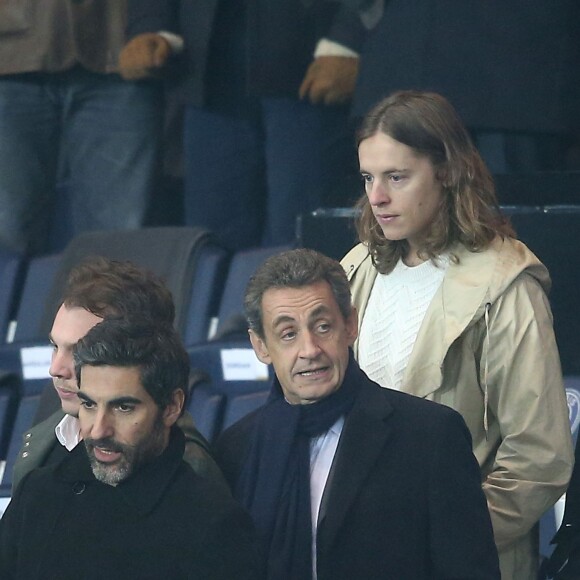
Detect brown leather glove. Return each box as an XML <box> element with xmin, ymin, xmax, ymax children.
<box><xmin>298</xmin><ymin>56</ymin><xmax>359</xmax><ymax>105</ymax></box>
<box><xmin>118</xmin><ymin>33</ymin><xmax>172</xmax><ymax>81</ymax></box>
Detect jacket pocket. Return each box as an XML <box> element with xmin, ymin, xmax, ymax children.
<box><xmin>0</xmin><ymin>0</ymin><xmax>33</xmax><ymax>34</ymax></box>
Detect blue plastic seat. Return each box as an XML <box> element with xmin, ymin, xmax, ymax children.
<box><xmin>187</xmin><ymin>245</ymin><xmax>291</xmax><ymax>440</ymax></box>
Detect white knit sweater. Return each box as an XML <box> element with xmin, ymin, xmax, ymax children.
<box><xmin>358</xmin><ymin>255</ymin><xmax>449</xmax><ymax>390</ymax></box>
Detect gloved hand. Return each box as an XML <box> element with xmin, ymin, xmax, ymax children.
<box><xmin>298</xmin><ymin>56</ymin><xmax>359</xmax><ymax>105</ymax></box>
<box><xmin>118</xmin><ymin>33</ymin><xmax>172</xmax><ymax>81</ymax></box>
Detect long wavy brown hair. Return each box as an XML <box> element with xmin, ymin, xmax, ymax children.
<box><xmin>356</xmin><ymin>91</ymin><xmax>514</xmax><ymax>274</ymax></box>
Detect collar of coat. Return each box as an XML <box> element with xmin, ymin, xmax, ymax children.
<box><xmin>55</xmin><ymin>426</ymin><xmax>186</xmax><ymax>516</ymax></box>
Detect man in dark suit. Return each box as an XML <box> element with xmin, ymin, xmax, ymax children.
<box><xmin>0</xmin><ymin>319</ymin><xmax>258</xmax><ymax>578</ymax></box>
<box><xmin>214</xmin><ymin>248</ymin><xmax>500</xmax><ymax>579</ymax></box>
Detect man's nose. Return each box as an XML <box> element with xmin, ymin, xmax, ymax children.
<box><xmin>299</xmin><ymin>330</ymin><xmax>322</xmax><ymax>359</ymax></box>
<box><xmin>88</xmin><ymin>410</ymin><xmax>114</xmax><ymax>440</ymax></box>
<box><xmin>49</xmin><ymin>349</ymin><xmax>74</xmax><ymax>379</ymax></box>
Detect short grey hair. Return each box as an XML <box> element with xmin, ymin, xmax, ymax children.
<box><xmin>244</xmin><ymin>248</ymin><xmax>352</xmax><ymax>338</ymax></box>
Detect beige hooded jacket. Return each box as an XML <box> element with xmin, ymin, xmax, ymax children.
<box><xmin>342</xmin><ymin>236</ymin><xmax>574</xmax><ymax>580</ymax></box>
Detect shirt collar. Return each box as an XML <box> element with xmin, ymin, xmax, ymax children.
<box><xmin>55</xmin><ymin>414</ymin><xmax>81</xmax><ymax>451</ymax></box>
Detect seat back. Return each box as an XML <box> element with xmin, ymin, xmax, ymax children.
<box><xmin>186</xmin><ymin>246</ymin><xmax>290</xmax><ymax>440</ymax></box>
<box><xmin>0</xmin><ymin>372</ymin><xmax>20</xmax><ymax>460</ymax></box>
<box><xmin>0</xmin><ymin>247</ymin><xmax>26</xmax><ymax>344</ymax></box>
<box><xmin>507</xmin><ymin>206</ymin><xmax>580</xmax><ymax>375</ymax></box>
<box><xmin>40</xmin><ymin>227</ymin><xmax>225</xmax><ymax>340</ymax></box>
<box><xmin>221</xmin><ymin>390</ymin><xmax>270</xmax><ymax>433</ymax></box>
<box><xmin>296</xmin><ymin>207</ymin><xmax>359</xmax><ymax>261</ymax></box>
<box><xmin>213</xmin><ymin>245</ymin><xmax>291</xmax><ymax>338</ymax></box>
<box><xmin>0</xmin><ymin>255</ymin><xmax>60</xmax><ymax>396</ymax></box>
<box><xmin>182</xmin><ymin>243</ymin><xmax>229</xmax><ymax>346</ymax></box>
<box><xmin>186</xmin><ymin>380</ymin><xmax>225</xmax><ymax>443</ymax></box>
<box><xmin>187</xmin><ymin>340</ymin><xmax>272</xmax><ymax>442</ymax></box>
<box><xmin>12</xmin><ymin>254</ymin><xmax>62</xmax><ymax>343</ymax></box>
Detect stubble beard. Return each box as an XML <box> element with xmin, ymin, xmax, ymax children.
<box><xmin>84</xmin><ymin>413</ymin><xmax>166</xmax><ymax>486</ymax></box>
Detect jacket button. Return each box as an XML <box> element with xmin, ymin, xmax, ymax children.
<box><xmin>72</xmin><ymin>482</ymin><xmax>86</xmax><ymax>495</ymax></box>
<box><xmin>21</xmin><ymin>451</ymin><xmax>29</xmax><ymax>458</ymax></box>
<box><xmin>25</xmin><ymin>433</ymin><xmax>31</xmax><ymax>439</ymax></box>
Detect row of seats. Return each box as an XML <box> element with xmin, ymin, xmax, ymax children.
<box><xmin>0</xmin><ymin>226</ymin><xmax>291</xmax><ymax>493</ymax></box>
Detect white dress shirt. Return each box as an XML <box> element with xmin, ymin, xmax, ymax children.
<box><xmin>310</xmin><ymin>416</ymin><xmax>345</xmax><ymax>579</ymax></box>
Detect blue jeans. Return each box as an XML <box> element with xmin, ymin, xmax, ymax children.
<box><xmin>183</xmin><ymin>97</ymin><xmax>356</xmax><ymax>250</ymax></box>
<box><xmin>0</xmin><ymin>67</ymin><xmax>163</xmax><ymax>255</ymax></box>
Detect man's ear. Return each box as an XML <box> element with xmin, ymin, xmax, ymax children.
<box><xmin>346</xmin><ymin>306</ymin><xmax>359</xmax><ymax>346</ymax></box>
<box><xmin>162</xmin><ymin>389</ymin><xmax>185</xmax><ymax>427</ymax></box>
<box><xmin>249</xmin><ymin>329</ymin><xmax>272</xmax><ymax>365</ymax></box>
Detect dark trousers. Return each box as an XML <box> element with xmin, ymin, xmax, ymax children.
<box><xmin>183</xmin><ymin>98</ymin><xmax>356</xmax><ymax>250</ymax></box>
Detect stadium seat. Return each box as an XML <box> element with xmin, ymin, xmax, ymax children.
<box><xmin>0</xmin><ymin>254</ymin><xmax>61</xmax><ymax>379</ymax></box>
<box><xmin>221</xmin><ymin>389</ymin><xmax>270</xmax><ymax>433</ymax></box>
<box><xmin>0</xmin><ymin>246</ymin><xmax>26</xmax><ymax>345</ymax></box>
<box><xmin>187</xmin><ymin>246</ymin><xmax>291</xmax><ymax>440</ymax></box>
<box><xmin>12</xmin><ymin>254</ymin><xmax>62</xmax><ymax>344</ymax></box>
<box><xmin>40</xmin><ymin>226</ymin><xmax>228</xmax><ymax>340</ymax></box>
<box><xmin>187</xmin><ymin>381</ymin><xmax>225</xmax><ymax>443</ymax></box>
<box><xmin>507</xmin><ymin>206</ymin><xmax>580</xmax><ymax>375</ymax></box>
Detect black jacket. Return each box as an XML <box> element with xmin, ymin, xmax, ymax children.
<box><xmin>215</xmin><ymin>362</ymin><xmax>501</xmax><ymax>579</ymax></box>
<box><xmin>0</xmin><ymin>428</ymin><xmax>259</xmax><ymax>579</ymax></box>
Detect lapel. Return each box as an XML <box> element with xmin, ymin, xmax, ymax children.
<box><xmin>317</xmin><ymin>377</ymin><xmax>394</xmax><ymax>552</ymax></box>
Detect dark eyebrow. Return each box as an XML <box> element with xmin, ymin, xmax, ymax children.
<box><xmin>108</xmin><ymin>396</ymin><xmax>142</xmax><ymax>407</ymax></box>
<box><xmin>76</xmin><ymin>392</ymin><xmax>142</xmax><ymax>407</ymax></box>
<box><xmin>360</xmin><ymin>167</ymin><xmax>409</xmax><ymax>175</ymax></box>
<box><xmin>272</xmin><ymin>314</ymin><xmax>296</xmax><ymax>329</ymax></box>
<box><xmin>309</xmin><ymin>305</ymin><xmax>332</xmax><ymax>321</ymax></box>
<box><xmin>77</xmin><ymin>391</ymin><xmax>94</xmax><ymax>404</ymax></box>
<box><xmin>271</xmin><ymin>305</ymin><xmax>334</xmax><ymax>330</ymax></box>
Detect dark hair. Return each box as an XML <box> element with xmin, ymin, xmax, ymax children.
<box><xmin>62</xmin><ymin>257</ymin><xmax>175</xmax><ymax>325</ymax></box>
<box><xmin>74</xmin><ymin>318</ymin><xmax>189</xmax><ymax>410</ymax></box>
<box><xmin>244</xmin><ymin>248</ymin><xmax>352</xmax><ymax>338</ymax></box>
<box><xmin>356</xmin><ymin>90</ymin><xmax>514</xmax><ymax>274</ymax></box>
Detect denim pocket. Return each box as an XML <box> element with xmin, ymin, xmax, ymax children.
<box><xmin>0</xmin><ymin>0</ymin><xmax>33</xmax><ymax>34</ymax></box>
